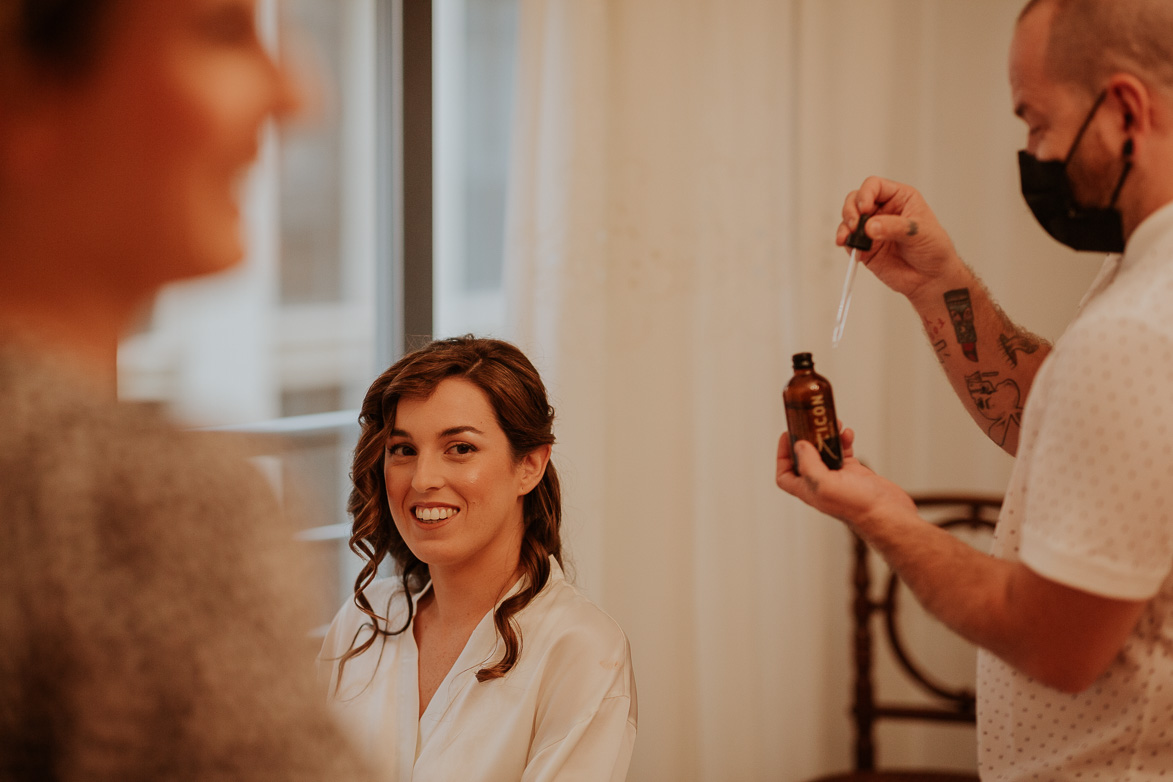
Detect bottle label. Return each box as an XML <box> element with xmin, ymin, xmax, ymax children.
<box><xmin>785</xmin><ymin>393</ymin><xmax>843</xmax><ymax>470</ymax></box>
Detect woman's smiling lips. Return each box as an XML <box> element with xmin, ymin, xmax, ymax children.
<box><xmin>413</xmin><ymin>504</ymin><xmax>460</xmax><ymax>523</ymax></box>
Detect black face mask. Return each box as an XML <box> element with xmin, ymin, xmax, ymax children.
<box><xmin>1018</xmin><ymin>89</ymin><xmax>1134</xmax><ymax>253</ymax></box>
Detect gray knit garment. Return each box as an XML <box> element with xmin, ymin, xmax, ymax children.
<box><xmin>0</xmin><ymin>347</ymin><xmax>372</xmax><ymax>781</ymax></box>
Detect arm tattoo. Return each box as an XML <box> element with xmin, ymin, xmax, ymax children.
<box><xmin>944</xmin><ymin>289</ymin><xmax>978</xmax><ymax>361</ymax></box>
<box><xmin>923</xmin><ymin>316</ymin><xmax>947</xmax><ymax>340</ymax></box>
<box><xmin>965</xmin><ymin>371</ymin><xmax>1022</xmax><ymax>447</ymax></box>
<box><xmin>999</xmin><ymin>332</ymin><xmax>1041</xmax><ymax>368</ymax></box>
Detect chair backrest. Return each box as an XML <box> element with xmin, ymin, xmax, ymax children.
<box><xmin>848</xmin><ymin>493</ymin><xmax>1000</xmax><ymax>772</ymax></box>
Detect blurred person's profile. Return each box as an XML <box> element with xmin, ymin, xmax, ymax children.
<box><xmin>0</xmin><ymin>1</ymin><xmax>372</xmax><ymax>778</ymax></box>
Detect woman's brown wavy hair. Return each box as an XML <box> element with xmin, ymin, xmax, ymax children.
<box><xmin>336</xmin><ymin>336</ymin><xmax>562</xmax><ymax>688</ymax></box>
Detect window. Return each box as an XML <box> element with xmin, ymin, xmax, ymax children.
<box><xmin>117</xmin><ymin>0</ymin><xmax>387</xmax><ymax>630</ymax></box>
<box><xmin>117</xmin><ymin>0</ymin><xmax>522</xmax><ymax>631</ymax></box>
<box><xmin>433</xmin><ymin>0</ymin><xmax>519</xmax><ymax>339</ymax></box>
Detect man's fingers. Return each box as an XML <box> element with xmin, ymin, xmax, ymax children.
<box><xmin>839</xmin><ymin>191</ymin><xmax>864</xmax><ymax>246</ymax></box>
<box><xmin>839</xmin><ymin>178</ymin><xmax>921</xmax><ymax>251</ymax></box>
<box><xmin>842</xmin><ymin>189</ymin><xmax>863</xmax><ymax>222</ymax></box>
<box><xmin>856</xmin><ymin>176</ymin><xmax>904</xmax><ymax>212</ymax></box>
<box><xmin>861</xmin><ymin>214</ymin><xmax>921</xmax><ymax>244</ymax></box>
<box><xmin>776</xmin><ymin>434</ymin><xmax>799</xmax><ymax>490</ymax></box>
<box><xmin>777</xmin><ymin>433</ymin><xmax>792</xmax><ymax>462</ymax></box>
<box><xmin>792</xmin><ymin>439</ymin><xmax>827</xmax><ymax>475</ymax></box>
<box><xmin>839</xmin><ymin>426</ymin><xmax>856</xmax><ymax>458</ymax></box>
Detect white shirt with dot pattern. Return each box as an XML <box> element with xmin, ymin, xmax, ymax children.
<box><xmin>978</xmin><ymin>201</ymin><xmax>1173</xmax><ymax>781</ymax></box>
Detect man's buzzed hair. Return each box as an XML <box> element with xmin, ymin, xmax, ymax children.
<box><xmin>1020</xmin><ymin>0</ymin><xmax>1173</xmax><ymax>97</ymax></box>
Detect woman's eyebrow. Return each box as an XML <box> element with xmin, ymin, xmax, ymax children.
<box><xmin>441</xmin><ymin>425</ymin><xmax>485</xmax><ymax>438</ymax></box>
<box><xmin>387</xmin><ymin>425</ymin><xmax>485</xmax><ymax>438</ymax></box>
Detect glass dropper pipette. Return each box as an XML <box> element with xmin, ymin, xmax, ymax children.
<box><xmin>831</xmin><ymin>213</ymin><xmax>874</xmax><ymax>348</ymax></box>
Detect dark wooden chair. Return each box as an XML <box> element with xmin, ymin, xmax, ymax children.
<box><xmin>809</xmin><ymin>493</ymin><xmax>1001</xmax><ymax>782</ymax></box>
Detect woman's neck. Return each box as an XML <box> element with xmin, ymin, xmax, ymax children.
<box><xmin>424</xmin><ymin>544</ymin><xmax>525</xmax><ymax>628</ymax></box>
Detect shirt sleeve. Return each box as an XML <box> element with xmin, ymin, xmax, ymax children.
<box><xmin>521</xmin><ymin>624</ymin><xmax>638</xmax><ymax>782</ymax></box>
<box><xmin>523</xmin><ymin>695</ymin><xmax>637</xmax><ymax>782</ymax></box>
<box><xmin>1019</xmin><ymin>312</ymin><xmax>1173</xmax><ymax>600</ymax></box>
<box><xmin>317</xmin><ymin>579</ymin><xmax>406</xmax><ymax>701</ymax></box>
<box><xmin>315</xmin><ymin>598</ymin><xmax>354</xmax><ymax>698</ymax></box>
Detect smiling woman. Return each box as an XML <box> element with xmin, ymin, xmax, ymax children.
<box><xmin>383</xmin><ymin>377</ymin><xmax>545</xmax><ymax>591</ymax></box>
<box><xmin>319</xmin><ymin>336</ymin><xmax>638</xmax><ymax>781</ymax></box>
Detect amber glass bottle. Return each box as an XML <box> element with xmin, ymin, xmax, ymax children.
<box><xmin>783</xmin><ymin>352</ymin><xmax>843</xmax><ymax>473</ymax></box>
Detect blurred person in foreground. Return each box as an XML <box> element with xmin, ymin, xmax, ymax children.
<box><xmin>778</xmin><ymin>0</ymin><xmax>1173</xmax><ymax>778</ymax></box>
<box><xmin>319</xmin><ymin>336</ymin><xmax>637</xmax><ymax>781</ymax></box>
<box><xmin>0</xmin><ymin>1</ymin><xmax>372</xmax><ymax>779</ymax></box>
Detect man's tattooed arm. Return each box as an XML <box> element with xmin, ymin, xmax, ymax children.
<box><xmin>915</xmin><ymin>278</ymin><xmax>1050</xmax><ymax>456</ymax></box>
<box><xmin>999</xmin><ymin>332</ymin><xmax>1042</xmax><ymax>368</ymax></box>
<box><xmin>944</xmin><ymin>288</ymin><xmax>979</xmax><ymax>361</ymax></box>
<box><xmin>965</xmin><ymin>371</ymin><xmax>1024</xmax><ymax>448</ymax></box>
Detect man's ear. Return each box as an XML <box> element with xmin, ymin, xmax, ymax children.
<box><xmin>517</xmin><ymin>443</ymin><xmax>551</xmax><ymax>496</ymax></box>
<box><xmin>1107</xmin><ymin>73</ymin><xmax>1150</xmax><ymax>147</ymax></box>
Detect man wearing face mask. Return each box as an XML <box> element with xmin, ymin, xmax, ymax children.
<box><xmin>777</xmin><ymin>0</ymin><xmax>1173</xmax><ymax>778</ymax></box>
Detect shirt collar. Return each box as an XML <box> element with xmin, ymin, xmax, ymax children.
<box><xmin>1121</xmin><ymin>199</ymin><xmax>1173</xmax><ymax>272</ymax></box>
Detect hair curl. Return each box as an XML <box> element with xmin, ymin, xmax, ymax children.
<box><xmin>337</xmin><ymin>336</ymin><xmax>562</xmax><ymax>689</ymax></box>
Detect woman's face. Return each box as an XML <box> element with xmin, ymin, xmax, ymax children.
<box><xmin>36</xmin><ymin>0</ymin><xmax>300</xmax><ymax>288</ymax></box>
<box><xmin>383</xmin><ymin>377</ymin><xmax>548</xmax><ymax>579</ymax></box>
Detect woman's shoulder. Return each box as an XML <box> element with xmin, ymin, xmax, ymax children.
<box><xmin>514</xmin><ymin>560</ymin><xmax>635</xmax><ymax>707</ymax></box>
<box><xmin>324</xmin><ymin>577</ymin><xmax>416</xmax><ymax>647</ymax></box>
<box><xmin>526</xmin><ymin>560</ymin><xmax>630</xmax><ymax>656</ymax></box>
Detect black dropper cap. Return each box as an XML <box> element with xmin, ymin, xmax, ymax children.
<box><xmin>845</xmin><ymin>214</ymin><xmax>873</xmax><ymax>252</ymax></box>
<box><xmin>792</xmin><ymin>352</ymin><xmax>813</xmax><ymax>370</ymax></box>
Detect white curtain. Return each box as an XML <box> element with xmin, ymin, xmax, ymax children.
<box><xmin>503</xmin><ymin>1</ymin><xmax>1101</xmax><ymax>779</ymax></box>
